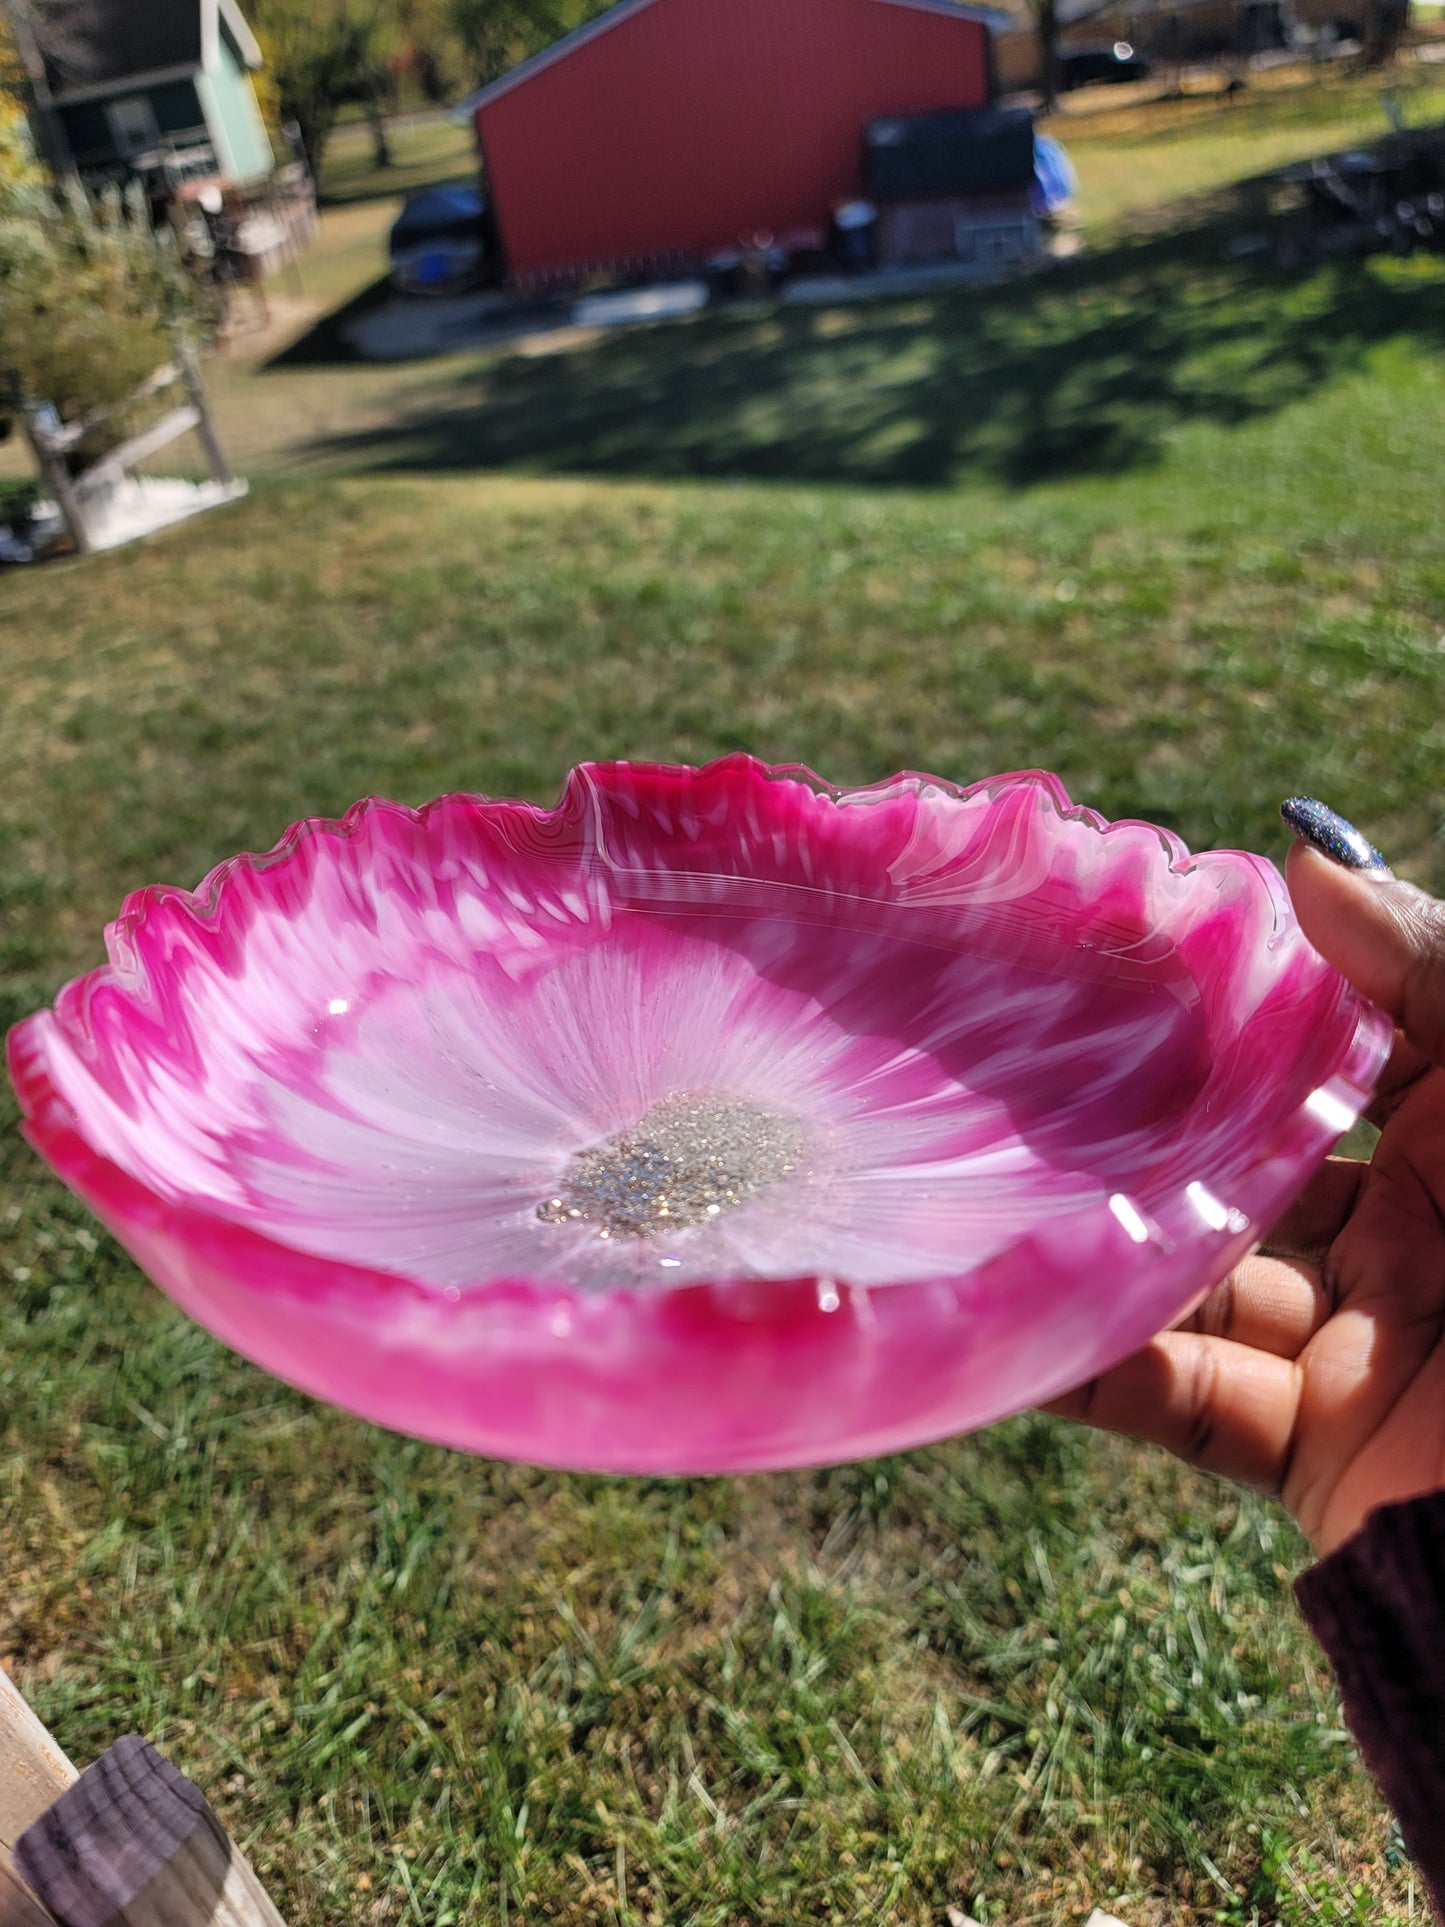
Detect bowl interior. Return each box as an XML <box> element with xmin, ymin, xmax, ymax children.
<box><xmin>49</xmin><ymin>835</ymin><xmax>1333</xmax><ymax>1300</ymax></box>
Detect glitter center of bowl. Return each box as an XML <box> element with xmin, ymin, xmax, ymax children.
<box><xmin>538</xmin><ymin>1095</ymin><xmax>809</xmax><ymax>1242</ymax></box>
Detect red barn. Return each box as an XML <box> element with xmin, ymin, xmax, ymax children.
<box><xmin>468</xmin><ymin>0</ymin><xmax>998</xmax><ymax>288</ymax></box>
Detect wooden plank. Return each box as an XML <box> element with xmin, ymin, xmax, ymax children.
<box><xmin>0</xmin><ymin>1860</ymin><xmax>58</xmax><ymax>1927</ymax></box>
<box><xmin>0</xmin><ymin>1669</ymin><xmax>77</xmax><ymax>1856</ymax></box>
<box><xmin>20</xmin><ymin>410</ymin><xmax>92</xmax><ymax>559</ymax></box>
<box><xmin>174</xmin><ymin>341</ymin><xmax>234</xmax><ymax>489</ymax></box>
<box><xmin>16</xmin><ymin>1736</ymin><xmax>287</xmax><ymax>1927</ymax></box>
<box><xmin>79</xmin><ymin>408</ymin><xmax>201</xmax><ymax>493</ymax></box>
<box><xmin>43</xmin><ymin>369</ymin><xmax>180</xmax><ymax>454</ymax></box>
<box><xmin>0</xmin><ymin>1669</ymin><xmax>74</xmax><ymax>1927</ymax></box>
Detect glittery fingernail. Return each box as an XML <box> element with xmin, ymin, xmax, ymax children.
<box><xmin>1280</xmin><ymin>797</ymin><xmax>1390</xmax><ymax>874</ymax></box>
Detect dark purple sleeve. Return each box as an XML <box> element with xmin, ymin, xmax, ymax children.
<box><xmin>1294</xmin><ymin>1490</ymin><xmax>1445</xmax><ymax>1914</ymax></box>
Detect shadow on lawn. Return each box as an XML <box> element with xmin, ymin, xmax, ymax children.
<box><xmin>281</xmin><ymin>221</ymin><xmax>1445</xmax><ymax>490</ymax></box>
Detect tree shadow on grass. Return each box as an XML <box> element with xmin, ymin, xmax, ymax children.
<box><xmin>278</xmin><ymin>217</ymin><xmax>1445</xmax><ymax>491</ymax></box>
<box><xmin>272</xmin><ymin>275</ymin><xmax>394</xmax><ymax>364</ymax></box>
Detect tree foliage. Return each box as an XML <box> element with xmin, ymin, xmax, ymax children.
<box><xmin>393</xmin><ymin>0</ymin><xmax>468</xmax><ymax>100</ymax></box>
<box><xmin>447</xmin><ymin>0</ymin><xmax>566</xmax><ymax>85</ymax></box>
<box><xmin>0</xmin><ymin>94</ymin><xmax>41</xmax><ymax>205</ymax></box>
<box><xmin>447</xmin><ymin>0</ymin><xmax>612</xmax><ymax>86</ymax></box>
<box><xmin>0</xmin><ymin>148</ymin><xmax>191</xmax><ymax>451</ymax></box>
<box><xmin>246</xmin><ymin>0</ymin><xmax>405</xmax><ymax>175</ymax></box>
<box><xmin>0</xmin><ymin>11</ymin><xmax>25</xmax><ymax>92</ymax></box>
<box><xmin>247</xmin><ymin>0</ymin><xmax>615</xmax><ymax>168</ymax></box>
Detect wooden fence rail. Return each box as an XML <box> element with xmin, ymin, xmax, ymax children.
<box><xmin>21</xmin><ymin>338</ymin><xmax>239</xmax><ymax>560</ymax></box>
<box><xmin>1</xmin><ymin>1666</ymin><xmax>76</xmax><ymax>1926</ymax></box>
<box><xmin>0</xmin><ymin>1670</ymin><xmax>288</xmax><ymax>1927</ymax></box>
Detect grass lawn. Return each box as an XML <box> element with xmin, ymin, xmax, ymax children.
<box><xmin>3</xmin><ymin>66</ymin><xmax>1444</xmax><ymax>1927</ymax></box>
<box><xmin>1055</xmin><ymin>60</ymin><xmax>1445</xmax><ymax>229</ymax></box>
<box><xmin>319</xmin><ymin>111</ymin><xmax>477</xmax><ymax>208</ymax></box>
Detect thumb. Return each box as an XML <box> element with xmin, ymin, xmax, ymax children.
<box><xmin>1287</xmin><ymin>839</ymin><xmax>1445</xmax><ymax>1068</ymax></box>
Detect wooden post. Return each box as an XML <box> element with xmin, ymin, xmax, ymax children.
<box><xmin>173</xmin><ymin>339</ymin><xmax>234</xmax><ymax>489</ymax></box>
<box><xmin>0</xmin><ymin>1666</ymin><xmax>75</xmax><ymax>1927</ymax></box>
<box><xmin>20</xmin><ymin>408</ymin><xmax>92</xmax><ymax>559</ymax></box>
<box><xmin>17</xmin><ymin>1736</ymin><xmax>288</xmax><ymax>1927</ymax></box>
<box><xmin>2</xmin><ymin>1674</ymin><xmax>289</xmax><ymax>1927</ymax></box>
<box><xmin>0</xmin><ymin>1862</ymin><xmax>57</xmax><ymax>1927</ymax></box>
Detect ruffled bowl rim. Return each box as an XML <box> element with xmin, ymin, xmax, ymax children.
<box><xmin>5</xmin><ymin>759</ymin><xmax>1395</xmax><ymax>1472</ymax></box>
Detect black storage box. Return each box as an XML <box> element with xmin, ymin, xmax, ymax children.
<box><xmin>863</xmin><ymin>106</ymin><xmax>1037</xmax><ymax>200</ymax></box>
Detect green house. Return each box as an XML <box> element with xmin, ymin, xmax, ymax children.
<box><xmin>37</xmin><ymin>0</ymin><xmax>273</xmax><ymax>188</ymax></box>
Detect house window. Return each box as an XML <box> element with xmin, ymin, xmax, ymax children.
<box><xmin>106</xmin><ymin>95</ymin><xmax>160</xmax><ymax>157</ymax></box>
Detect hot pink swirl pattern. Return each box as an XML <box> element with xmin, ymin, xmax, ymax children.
<box><xmin>8</xmin><ymin>759</ymin><xmax>1391</xmax><ymax>1472</ymax></box>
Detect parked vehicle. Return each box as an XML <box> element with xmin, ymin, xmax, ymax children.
<box><xmin>1057</xmin><ymin>42</ymin><xmax>1152</xmax><ymax>88</ymax></box>
<box><xmin>388</xmin><ymin>186</ymin><xmax>490</xmax><ymax>297</ymax></box>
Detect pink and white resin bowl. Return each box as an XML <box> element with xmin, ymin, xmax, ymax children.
<box><xmin>8</xmin><ymin>759</ymin><xmax>1390</xmax><ymax>1473</ymax></box>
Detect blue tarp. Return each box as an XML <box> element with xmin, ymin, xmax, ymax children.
<box><xmin>1033</xmin><ymin>135</ymin><xmax>1078</xmax><ymax>215</ymax></box>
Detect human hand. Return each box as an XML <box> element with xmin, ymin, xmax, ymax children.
<box><xmin>1048</xmin><ymin>810</ymin><xmax>1445</xmax><ymax>1555</ymax></box>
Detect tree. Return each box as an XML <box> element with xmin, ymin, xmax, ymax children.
<box><xmin>1</xmin><ymin>8</ymin><xmax>203</xmax><ymax>476</ymax></box>
<box><xmin>1035</xmin><ymin>0</ymin><xmax>1060</xmax><ymax>112</ymax></box>
<box><xmin>1361</xmin><ymin>0</ymin><xmax>1409</xmax><ymax>67</ymax></box>
<box><xmin>247</xmin><ymin>0</ymin><xmax>349</xmax><ymax>178</ymax></box>
<box><xmin>336</xmin><ymin>0</ymin><xmax>404</xmax><ymax>170</ymax></box>
<box><xmin>0</xmin><ymin>76</ymin><xmax>43</xmax><ymax>192</ymax></box>
<box><xmin>394</xmin><ymin>0</ymin><xmax>468</xmax><ymax>102</ymax></box>
<box><xmin>449</xmin><ymin>0</ymin><xmax>605</xmax><ymax>87</ymax></box>
<box><xmin>0</xmin><ymin>0</ymin><xmax>82</xmax><ymax>183</ymax></box>
<box><xmin>0</xmin><ymin>103</ymin><xmax>193</xmax><ymax>454</ymax></box>
<box><xmin>247</xmin><ymin>0</ymin><xmax>392</xmax><ymax>178</ymax></box>
<box><xmin>0</xmin><ymin>10</ymin><xmax>23</xmax><ymax>90</ymax></box>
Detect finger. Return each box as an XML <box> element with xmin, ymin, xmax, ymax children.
<box><xmin>1045</xmin><ymin>1330</ymin><xmax>1300</xmax><ymax>1492</ymax></box>
<box><xmin>1260</xmin><ymin>1154</ymin><xmax>1367</xmax><ymax>1266</ymax></box>
<box><xmin>1368</xmin><ymin>1034</ymin><xmax>1431</xmax><ymax>1127</ymax></box>
<box><xmin>1287</xmin><ymin>841</ymin><xmax>1445</xmax><ymax>1068</ymax></box>
<box><xmin>1328</xmin><ymin>1070</ymin><xmax>1445</xmax><ymax>1313</ymax></box>
<box><xmin>1181</xmin><ymin>1162</ymin><xmax>1367</xmax><ymax>1360</ymax></box>
<box><xmin>1177</xmin><ymin>1251</ymin><xmax>1331</xmax><ymax>1358</ymax></box>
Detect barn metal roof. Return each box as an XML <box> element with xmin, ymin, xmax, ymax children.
<box><xmin>456</xmin><ymin>0</ymin><xmax>1009</xmax><ymax>117</ymax></box>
